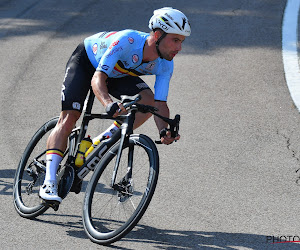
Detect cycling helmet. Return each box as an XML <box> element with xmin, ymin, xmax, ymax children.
<box><xmin>149</xmin><ymin>7</ymin><xmax>191</xmax><ymax>59</ymax></box>
<box><xmin>148</xmin><ymin>7</ymin><xmax>191</xmax><ymax>37</ymax></box>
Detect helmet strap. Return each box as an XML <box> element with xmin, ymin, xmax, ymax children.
<box><xmin>155</xmin><ymin>32</ymin><xmax>167</xmax><ymax>59</ymax></box>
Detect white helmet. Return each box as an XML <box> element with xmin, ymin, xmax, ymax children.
<box><xmin>149</xmin><ymin>7</ymin><xmax>191</xmax><ymax>37</ymax></box>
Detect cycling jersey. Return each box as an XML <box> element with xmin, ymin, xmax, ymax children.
<box><xmin>61</xmin><ymin>43</ymin><xmax>150</xmax><ymax>112</ymax></box>
<box><xmin>84</xmin><ymin>29</ymin><xmax>173</xmax><ymax>101</ymax></box>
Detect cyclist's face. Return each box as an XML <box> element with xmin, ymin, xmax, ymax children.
<box><xmin>159</xmin><ymin>33</ymin><xmax>185</xmax><ymax>61</ymax></box>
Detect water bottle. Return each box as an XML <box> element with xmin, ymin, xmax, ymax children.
<box><xmin>85</xmin><ymin>121</ymin><xmax>121</xmax><ymax>158</ymax></box>
<box><xmin>85</xmin><ymin>137</ymin><xmax>103</xmax><ymax>158</ymax></box>
<box><xmin>75</xmin><ymin>136</ymin><xmax>93</xmax><ymax>167</ymax></box>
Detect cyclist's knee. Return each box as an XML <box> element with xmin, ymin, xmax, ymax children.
<box><xmin>139</xmin><ymin>89</ymin><xmax>154</xmax><ymax>106</ymax></box>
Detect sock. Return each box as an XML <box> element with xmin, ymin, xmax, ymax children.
<box><xmin>44</xmin><ymin>149</ymin><xmax>64</xmax><ymax>184</ymax></box>
<box><xmin>93</xmin><ymin>121</ymin><xmax>121</xmax><ymax>143</ymax></box>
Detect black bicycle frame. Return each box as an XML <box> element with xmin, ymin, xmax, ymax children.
<box><xmin>71</xmin><ymin>90</ymin><xmax>137</xmax><ymax>184</ymax></box>
<box><xmin>68</xmin><ymin>89</ymin><xmax>179</xmax><ymax>186</ymax></box>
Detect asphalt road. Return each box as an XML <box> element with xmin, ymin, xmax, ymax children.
<box><xmin>1</xmin><ymin>0</ymin><xmax>300</xmax><ymax>249</ymax></box>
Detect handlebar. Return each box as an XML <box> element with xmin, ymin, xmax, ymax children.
<box><xmin>121</xmin><ymin>95</ymin><xmax>181</xmax><ymax>144</ymax></box>
<box><xmin>99</xmin><ymin>94</ymin><xmax>180</xmax><ymax>144</ymax></box>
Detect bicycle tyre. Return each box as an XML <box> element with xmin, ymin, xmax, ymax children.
<box><xmin>13</xmin><ymin>117</ymin><xmax>59</xmax><ymax>218</ymax></box>
<box><xmin>82</xmin><ymin>134</ymin><xmax>159</xmax><ymax>245</ymax></box>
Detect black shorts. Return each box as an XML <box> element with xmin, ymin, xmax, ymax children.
<box><xmin>61</xmin><ymin>42</ymin><xmax>150</xmax><ymax>112</ymax></box>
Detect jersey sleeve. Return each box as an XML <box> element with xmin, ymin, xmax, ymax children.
<box><xmin>96</xmin><ymin>34</ymin><xmax>130</xmax><ymax>75</ymax></box>
<box><xmin>154</xmin><ymin>60</ymin><xmax>173</xmax><ymax>101</ymax></box>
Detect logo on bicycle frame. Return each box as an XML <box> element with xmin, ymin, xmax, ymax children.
<box><xmin>77</xmin><ymin>145</ymin><xmax>108</xmax><ymax>179</ymax></box>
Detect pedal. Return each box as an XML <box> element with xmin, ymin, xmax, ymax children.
<box><xmin>40</xmin><ymin>199</ymin><xmax>60</xmax><ymax>211</ymax></box>
<box><xmin>50</xmin><ymin>203</ymin><xmax>59</xmax><ymax>211</ymax></box>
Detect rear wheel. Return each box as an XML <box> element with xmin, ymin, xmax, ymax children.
<box><xmin>13</xmin><ymin>117</ymin><xmax>68</xmax><ymax>218</ymax></box>
<box><xmin>83</xmin><ymin>134</ymin><xmax>159</xmax><ymax>245</ymax></box>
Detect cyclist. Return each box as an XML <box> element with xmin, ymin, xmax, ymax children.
<box><xmin>39</xmin><ymin>7</ymin><xmax>191</xmax><ymax>203</ymax></box>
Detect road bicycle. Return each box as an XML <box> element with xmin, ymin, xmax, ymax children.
<box><xmin>13</xmin><ymin>90</ymin><xmax>180</xmax><ymax>245</ymax></box>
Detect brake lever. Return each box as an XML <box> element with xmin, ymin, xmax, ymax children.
<box><xmin>155</xmin><ymin>114</ymin><xmax>180</xmax><ymax>144</ymax></box>
<box><xmin>170</xmin><ymin>114</ymin><xmax>180</xmax><ymax>138</ymax></box>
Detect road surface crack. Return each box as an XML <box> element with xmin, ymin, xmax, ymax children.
<box><xmin>277</xmin><ymin>129</ymin><xmax>299</xmax><ymax>161</ymax></box>
<box><xmin>277</xmin><ymin>129</ymin><xmax>300</xmax><ymax>184</ymax></box>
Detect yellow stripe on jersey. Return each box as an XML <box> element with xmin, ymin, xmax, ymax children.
<box><xmin>114</xmin><ymin>63</ymin><xmax>140</xmax><ymax>77</ymax></box>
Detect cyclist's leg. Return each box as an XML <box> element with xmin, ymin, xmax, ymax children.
<box><xmin>39</xmin><ymin>110</ymin><xmax>80</xmax><ymax>202</ymax></box>
<box><xmin>46</xmin><ymin>110</ymin><xmax>81</xmax><ymax>151</ymax></box>
<box><xmin>40</xmin><ymin>42</ymin><xmax>94</xmax><ymax>203</ymax></box>
<box><xmin>133</xmin><ymin>88</ymin><xmax>154</xmax><ymax>129</ymax></box>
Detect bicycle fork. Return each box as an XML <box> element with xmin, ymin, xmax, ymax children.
<box><xmin>112</xmin><ymin>141</ymin><xmax>135</xmax><ymax>203</ymax></box>
<box><xmin>111</xmin><ymin>110</ymin><xmax>136</xmax><ymax>188</ymax></box>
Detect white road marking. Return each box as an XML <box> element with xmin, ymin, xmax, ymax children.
<box><xmin>282</xmin><ymin>0</ymin><xmax>300</xmax><ymax>111</ymax></box>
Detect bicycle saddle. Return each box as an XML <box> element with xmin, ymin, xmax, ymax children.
<box><xmin>120</xmin><ymin>94</ymin><xmax>141</xmax><ymax>104</ymax></box>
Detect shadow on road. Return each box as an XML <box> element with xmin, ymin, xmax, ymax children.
<box><xmin>0</xmin><ymin>169</ymin><xmax>15</xmax><ymax>196</ymax></box>
<box><xmin>30</xmin><ymin>212</ymin><xmax>300</xmax><ymax>249</ymax></box>
<box><xmin>2</xmin><ymin>167</ymin><xmax>299</xmax><ymax>249</ymax></box>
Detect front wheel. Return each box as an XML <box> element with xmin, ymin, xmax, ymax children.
<box><xmin>83</xmin><ymin>134</ymin><xmax>159</xmax><ymax>245</ymax></box>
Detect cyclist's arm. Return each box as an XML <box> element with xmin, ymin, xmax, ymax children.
<box><xmin>154</xmin><ymin>101</ymin><xmax>169</xmax><ymax>131</ymax></box>
<box><xmin>91</xmin><ymin>71</ymin><xmax>112</xmax><ymax>106</ymax></box>
<box><xmin>153</xmin><ymin>62</ymin><xmax>179</xmax><ymax>144</ymax></box>
<box><xmin>91</xmin><ymin>71</ymin><xmax>125</xmax><ymax>117</ymax></box>
<box><xmin>91</xmin><ymin>34</ymin><xmax>131</xmax><ymax>115</ymax></box>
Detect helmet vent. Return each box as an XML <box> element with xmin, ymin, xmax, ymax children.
<box><xmin>174</xmin><ymin>22</ymin><xmax>182</xmax><ymax>31</ymax></box>
<box><xmin>182</xmin><ymin>18</ymin><xmax>187</xmax><ymax>30</ymax></box>
<box><xmin>160</xmin><ymin>16</ymin><xmax>173</xmax><ymax>28</ymax></box>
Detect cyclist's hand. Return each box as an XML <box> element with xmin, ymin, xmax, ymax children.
<box><xmin>160</xmin><ymin>130</ymin><xmax>180</xmax><ymax>145</ymax></box>
<box><xmin>106</xmin><ymin>102</ymin><xmax>127</xmax><ymax>117</ymax></box>
<box><xmin>114</xmin><ymin>103</ymin><xmax>127</xmax><ymax>118</ymax></box>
